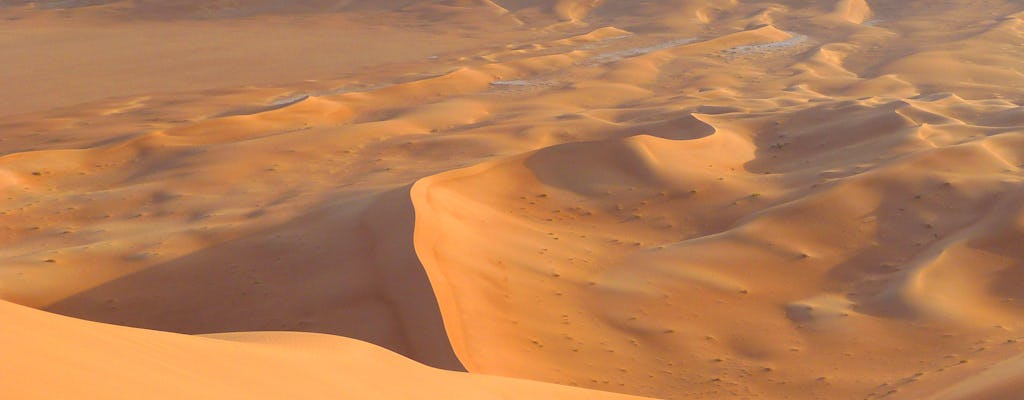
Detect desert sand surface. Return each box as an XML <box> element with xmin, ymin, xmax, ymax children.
<box><xmin>0</xmin><ymin>300</ymin><xmax>648</xmax><ymax>399</ymax></box>
<box><xmin>1</xmin><ymin>0</ymin><xmax>1023</xmax><ymax>399</ymax></box>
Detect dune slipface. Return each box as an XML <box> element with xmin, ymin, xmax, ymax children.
<box><xmin>1</xmin><ymin>1</ymin><xmax>1023</xmax><ymax>399</ymax></box>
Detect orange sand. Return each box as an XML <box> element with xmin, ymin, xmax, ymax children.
<box><xmin>1</xmin><ymin>1</ymin><xmax>1023</xmax><ymax>399</ymax></box>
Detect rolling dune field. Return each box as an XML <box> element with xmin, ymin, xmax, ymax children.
<box><xmin>2</xmin><ymin>1</ymin><xmax>1023</xmax><ymax>399</ymax></box>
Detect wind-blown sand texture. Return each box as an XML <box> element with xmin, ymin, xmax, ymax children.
<box><xmin>1</xmin><ymin>1</ymin><xmax>1023</xmax><ymax>399</ymax></box>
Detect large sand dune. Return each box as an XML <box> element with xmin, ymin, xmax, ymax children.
<box><xmin>2</xmin><ymin>0</ymin><xmax>1023</xmax><ymax>399</ymax></box>
<box><xmin>0</xmin><ymin>299</ymin><xmax>648</xmax><ymax>399</ymax></box>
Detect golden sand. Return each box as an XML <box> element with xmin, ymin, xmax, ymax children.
<box><xmin>2</xmin><ymin>1</ymin><xmax>1023</xmax><ymax>399</ymax></box>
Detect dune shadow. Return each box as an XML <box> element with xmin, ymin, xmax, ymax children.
<box><xmin>45</xmin><ymin>185</ymin><xmax>465</xmax><ymax>371</ymax></box>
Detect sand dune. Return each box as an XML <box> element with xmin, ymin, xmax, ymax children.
<box><xmin>2</xmin><ymin>0</ymin><xmax>1023</xmax><ymax>399</ymax></box>
<box><xmin>0</xmin><ymin>300</ymin><xmax>648</xmax><ymax>400</ymax></box>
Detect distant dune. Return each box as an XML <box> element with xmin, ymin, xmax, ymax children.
<box><xmin>2</xmin><ymin>1</ymin><xmax>1023</xmax><ymax>399</ymax></box>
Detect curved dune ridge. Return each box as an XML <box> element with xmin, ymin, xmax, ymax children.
<box><xmin>1</xmin><ymin>0</ymin><xmax>1023</xmax><ymax>399</ymax></box>
<box><xmin>0</xmin><ymin>300</ymin><xmax>648</xmax><ymax>399</ymax></box>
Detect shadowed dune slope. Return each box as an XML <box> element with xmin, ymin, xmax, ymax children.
<box><xmin>42</xmin><ymin>187</ymin><xmax>465</xmax><ymax>370</ymax></box>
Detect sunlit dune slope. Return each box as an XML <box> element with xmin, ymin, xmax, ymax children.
<box><xmin>0</xmin><ymin>300</ymin><xmax>650</xmax><ymax>400</ymax></box>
